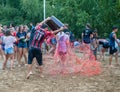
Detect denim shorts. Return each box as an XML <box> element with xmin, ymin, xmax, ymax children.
<box><xmin>18</xmin><ymin>42</ymin><xmax>27</xmax><ymax>48</ymax></box>
<box><xmin>4</xmin><ymin>47</ymin><xmax>14</xmax><ymax>54</ymax></box>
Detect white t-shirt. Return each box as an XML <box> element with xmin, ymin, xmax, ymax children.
<box><xmin>3</xmin><ymin>36</ymin><xmax>16</xmax><ymax>49</ymax></box>
<box><xmin>56</xmin><ymin>32</ymin><xmax>65</xmax><ymax>40</ymax></box>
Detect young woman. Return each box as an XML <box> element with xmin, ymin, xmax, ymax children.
<box><xmin>90</xmin><ymin>34</ymin><xmax>98</xmax><ymax>60</ymax></box>
<box><xmin>56</xmin><ymin>32</ymin><xmax>69</xmax><ymax>60</ymax></box>
<box><xmin>16</xmin><ymin>25</ymin><xmax>27</xmax><ymax>67</ymax></box>
<box><xmin>2</xmin><ymin>30</ymin><xmax>16</xmax><ymax>70</ymax></box>
<box><xmin>0</xmin><ymin>27</ymin><xmax>5</xmax><ymax>60</ymax></box>
<box><xmin>13</xmin><ymin>26</ymin><xmax>19</xmax><ymax>61</ymax></box>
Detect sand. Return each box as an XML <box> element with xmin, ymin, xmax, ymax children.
<box><xmin>0</xmin><ymin>53</ymin><xmax>120</xmax><ymax>92</ymax></box>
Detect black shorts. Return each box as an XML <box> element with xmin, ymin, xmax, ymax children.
<box><xmin>99</xmin><ymin>41</ymin><xmax>109</xmax><ymax>48</ymax></box>
<box><xmin>103</xmin><ymin>44</ymin><xmax>109</xmax><ymax>48</ymax></box>
<box><xmin>109</xmin><ymin>46</ymin><xmax>117</xmax><ymax>55</ymax></box>
<box><xmin>28</xmin><ymin>47</ymin><xmax>42</xmax><ymax>66</ymax></box>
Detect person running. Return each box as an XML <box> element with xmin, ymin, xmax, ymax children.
<box><xmin>26</xmin><ymin>17</ymin><xmax>65</xmax><ymax>79</ymax></box>
<box><xmin>109</xmin><ymin>26</ymin><xmax>120</xmax><ymax>67</ymax></box>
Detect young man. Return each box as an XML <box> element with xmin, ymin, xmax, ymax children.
<box><xmin>109</xmin><ymin>26</ymin><xmax>120</xmax><ymax>67</ymax></box>
<box><xmin>26</xmin><ymin>17</ymin><xmax>65</xmax><ymax>79</ymax></box>
<box><xmin>82</xmin><ymin>23</ymin><xmax>93</xmax><ymax>44</ymax></box>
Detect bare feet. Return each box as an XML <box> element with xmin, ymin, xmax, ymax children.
<box><xmin>108</xmin><ymin>65</ymin><xmax>114</xmax><ymax>68</ymax></box>
<box><xmin>26</xmin><ymin>71</ymin><xmax>33</xmax><ymax>79</ymax></box>
<box><xmin>115</xmin><ymin>63</ymin><xmax>119</xmax><ymax>66</ymax></box>
<box><xmin>39</xmin><ymin>74</ymin><xmax>44</xmax><ymax>78</ymax></box>
<box><xmin>18</xmin><ymin>64</ymin><xmax>22</xmax><ymax>67</ymax></box>
<box><xmin>26</xmin><ymin>74</ymin><xmax>30</xmax><ymax>79</ymax></box>
<box><xmin>2</xmin><ymin>67</ymin><xmax>5</xmax><ymax>70</ymax></box>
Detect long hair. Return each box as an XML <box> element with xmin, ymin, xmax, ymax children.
<box><xmin>18</xmin><ymin>25</ymin><xmax>23</xmax><ymax>32</ymax></box>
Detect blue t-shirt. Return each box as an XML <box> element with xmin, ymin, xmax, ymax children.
<box><xmin>17</xmin><ymin>32</ymin><xmax>27</xmax><ymax>43</ymax></box>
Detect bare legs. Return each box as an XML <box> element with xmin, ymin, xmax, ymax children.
<box><xmin>26</xmin><ymin>64</ymin><xmax>43</xmax><ymax>79</ymax></box>
<box><xmin>18</xmin><ymin>48</ymin><xmax>27</xmax><ymax>66</ymax></box>
<box><xmin>0</xmin><ymin>48</ymin><xmax>4</xmax><ymax>60</ymax></box>
<box><xmin>2</xmin><ymin>54</ymin><xmax>14</xmax><ymax>70</ymax></box>
<box><xmin>109</xmin><ymin>51</ymin><xmax>119</xmax><ymax>67</ymax></box>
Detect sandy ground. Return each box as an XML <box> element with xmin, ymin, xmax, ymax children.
<box><xmin>0</xmin><ymin>52</ymin><xmax>120</xmax><ymax>92</ymax></box>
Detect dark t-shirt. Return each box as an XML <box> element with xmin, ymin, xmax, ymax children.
<box><xmin>83</xmin><ymin>29</ymin><xmax>92</xmax><ymax>44</ymax></box>
<box><xmin>63</xmin><ymin>28</ymin><xmax>69</xmax><ymax>33</ymax></box>
<box><xmin>17</xmin><ymin>32</ymin><xmax>27</xmax><ymax>43</ymax></box>
<box><xmin>29</xmin><ymin>26</ymin><xmax>35</xmax><ymax>45</ymax></box>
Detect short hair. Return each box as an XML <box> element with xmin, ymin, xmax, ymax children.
<box><xmin>112</xmin><ymin>26</ymin><xmax>118</xmax><ymax>30</ymax></box>
<box><xmin>86</xmin><ymin>23</ymin><xmax>91</xmax><ymax>28</ymax></box>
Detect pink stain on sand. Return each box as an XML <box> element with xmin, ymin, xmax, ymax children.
<box><xmin>44</xmin><ymin>42</ymin><xmax>101</xmax><ymax>76</ymax></box>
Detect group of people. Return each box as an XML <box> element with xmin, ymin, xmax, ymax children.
<box><xmin>0</xmin><ymin>17</ymin><xmax>119</xmax><ymax>79</ymax></box>
<box><xmin>0</xmin><ymin>24</ymin><xmax>29</xmax><ymax>70</ymax></box>
<box><xmin>82</xmin><ymin>23</ymin><xmax>120</xmax><ymax>67</ymax></box>
<box><xmin>0</xmin><ymin>17</ymin><xmax>71</xmax><ymax>78</ymax></box>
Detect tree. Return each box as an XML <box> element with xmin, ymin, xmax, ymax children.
<box><xmin>0</xmin><ymin>0</ymin><xmax>120</xmax><ymax>38</ymax></box>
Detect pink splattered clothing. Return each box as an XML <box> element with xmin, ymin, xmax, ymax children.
<box><xmin>0</xmin><ymin>33</ymin><xmax>4</xmax><ymax>38</ymax></box>
<box><xmin>57</xmin><ymin>35</ymin><xmax>69</xmax><ymax>54</ymax></box>
<box><xmin>44</xmin><ymin>33</ymin><xmax>102</xmax><ymax>76</ymax></box>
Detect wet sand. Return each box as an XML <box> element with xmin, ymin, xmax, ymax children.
<box><xmin>0</xmin><ymin>53</ymin><xmax>120</xmax><ymax>92</ymax></box>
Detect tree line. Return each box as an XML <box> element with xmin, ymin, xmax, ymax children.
<box><xmin>0</xmin><ymin>0</ymin><xmax>120</xmax><ymax>38</ymax></box>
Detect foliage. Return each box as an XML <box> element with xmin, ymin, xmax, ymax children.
<box><xmin>0</xmin><ymin>0</ymin><xmax>120</xmax><ymax>38</ymax></box>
